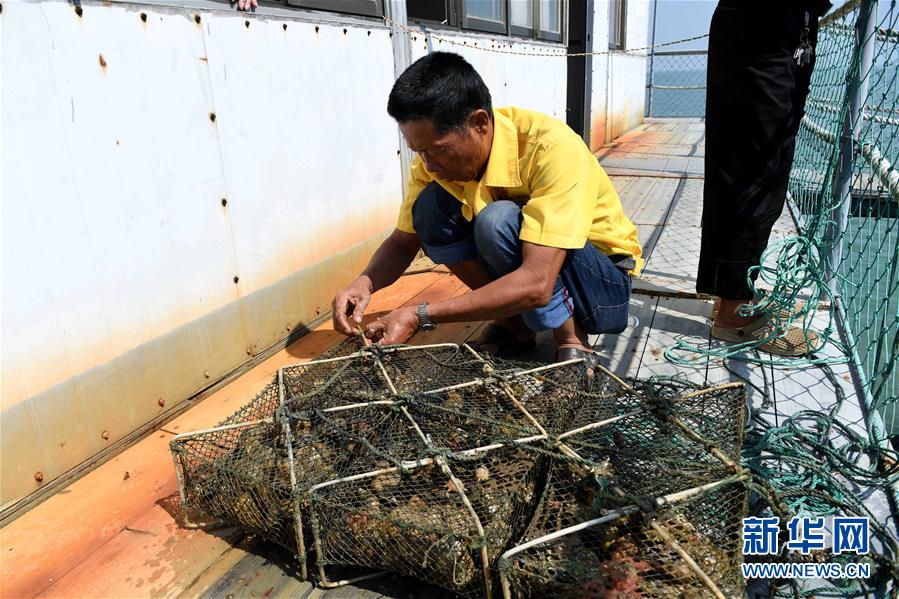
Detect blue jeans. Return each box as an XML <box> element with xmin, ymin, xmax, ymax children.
<box><xmin>411</xmin><ymin>183</ymin><xmax>632</xmax><ymax>334</ymax></box>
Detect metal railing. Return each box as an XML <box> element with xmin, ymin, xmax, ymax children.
<box><xmin>645</xmin><ymin>49</ymin><xmax>708</xmax><ymax>118</ymax></box>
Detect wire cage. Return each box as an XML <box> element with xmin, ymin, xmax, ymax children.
<box><xmin>170</xmin><ymin>341</ymin><xmax>507</xmax><ymax>580</ymax></box>
<box><xmin>306</xmin><ymin>358</ymin><xmax>591</xmax><ymax>597</ymax></box>
<box><xmin>496</xmin><ymin>379</ymin><xmax>749</xmax><ymax>599</ymax></box>
<box><xmin>170</xmin><ymin>341</ymin><xmax>753</xmax><ymax>597</ymax></box>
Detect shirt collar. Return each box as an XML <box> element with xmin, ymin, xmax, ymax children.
<box><xmin>481</xmin><ymin>109</ymin><xmax>522</xmax><ymax>188</ymax></box>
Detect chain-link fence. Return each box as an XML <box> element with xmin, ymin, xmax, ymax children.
<box><xmin>650</xmin><ymin>2</ymin><xmax>898</xmax><ymax>445</ymax></box>
<box><xmin>645</xmin><ymin>50</ymin><xmax>708</xmax><ymax>118</ymax></box>
<box><xmin>789</xmin><ymin>0</ymin><xmax>899</xmax><ymax>441</ymax></box>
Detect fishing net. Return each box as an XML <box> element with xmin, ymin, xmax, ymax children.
<box><xmin>654</xmin><ymin>2</ymin><xmax>899</xmax><ymax>593</ymax></box>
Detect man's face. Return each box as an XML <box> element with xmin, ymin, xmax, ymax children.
<box><xmin>399</xmin><ymin>112</ymin><xmax>491</xmax><ymax>182</ymax></box>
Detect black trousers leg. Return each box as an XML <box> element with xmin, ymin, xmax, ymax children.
<box><xmin>697</xmin><ymin>1</ymin><xmax>820</xmax><ymax>300</ymax></box>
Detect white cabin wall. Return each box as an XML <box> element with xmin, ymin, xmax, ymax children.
<box><xmin>0</xmin><ymin>0</ymin><xmax>573</xmax><ymax>513</ymax></box>
<box><xmin>590</xmin><ymin>0</ymin><xmax>611</xmax><ymax>150</ymax></box>
<box><xmin>609</xmin><ymin>0</ymin><xmax>650</xmax><ymax>139</ymax></box>
<box><xmin>1</xmin><ymin>0</ymin><xmax>401</xmax><ymax>510</ymax></box>
<box><xmin>588</xmin><ymin>0</ymin><xmax>650</xmax><ymax>150</ymax></box>
<box><xmin>409</xmin><ymin>31</ymin><xmax>568</xmax><ymax>121</ymax></box>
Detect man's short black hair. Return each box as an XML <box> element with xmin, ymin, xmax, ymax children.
<box><xmin>387</xmin><ymin>52</ymin><xmax>492</xmax><ymax>133</ymax></box>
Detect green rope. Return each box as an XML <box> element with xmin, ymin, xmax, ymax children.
<box><xmin>657</xmin><ymin>5</ymin><xmax>899</xmax><ymax>593</ymax></box>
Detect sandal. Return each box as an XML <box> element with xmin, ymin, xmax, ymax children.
<box><xmin>711</xmin><ymin>315</ymin><xmax>820</xmax><ymax>357</ymax></box>
<box><xmin>468</xmin><ymin>323</ymin><xmax>537</xmax><ymax>358</ymax></box>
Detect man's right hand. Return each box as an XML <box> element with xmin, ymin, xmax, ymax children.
<box><xmin>332</xmin><ymin>276</ymin><xmax>374</xmax><ymax>335</ymax></box>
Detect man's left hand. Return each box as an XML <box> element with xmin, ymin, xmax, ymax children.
<box><xmin>365</xmin><ymin>306</ymin><xmax>420</xmax><ymax>345</ymax></box>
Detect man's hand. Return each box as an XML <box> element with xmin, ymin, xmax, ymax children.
<box><xmin>234</xmin><ymin>0</ymin><xmax>257</xmax><ymax>11</ymax></box>
<box><xmin>332</xmin><ymin>277</ymin><xmax>373</xmax><ymax>335</ymax></box>
<box><xmin>365</xmin><ymin>306</ymin><xmax>420</xmax><ymax>345</ymax></box>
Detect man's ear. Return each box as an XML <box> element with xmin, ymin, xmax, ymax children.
<box><xmin>469</xmin><ymin>109</ymin><xmax>491</xmax><ymax>135</ymax></box>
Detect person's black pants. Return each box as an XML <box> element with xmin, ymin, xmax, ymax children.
<box><xmin>697</xmin><ymin>1</ymin><xmax>822</xmax><ymax>300</ymax></box>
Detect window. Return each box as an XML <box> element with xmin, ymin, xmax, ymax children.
<box><xmin>285</xmin><ymin>0</ymin><xmax>382</xmax><ymax>17</ymax></box>
<box><xmin>608</xmin><ymin>0</ymin><xmax>626</xmax><ymax>50</ymax></box>
<box><xmin>509</xmin><ymin>0</ymin><xmax>532</xmax><ymax>30</ymax></box>
<box><xmin>406</xmin><ymin>0</ymin><xmax>566</xmax><ymax>42</ymax></box>
<box><xmin>462</xmin><ymin>0</ymin><xmax>506</xmax><ymax>34</ymax></box>
<box><xmin>407</xmin><ymin>0</ymin><xmax>449</xmax><ymax>24</ymax></box>
<box><xmin>538</xmin><ymin>0</ymin><xmax>561</xmax><ymax>41</ymax></box>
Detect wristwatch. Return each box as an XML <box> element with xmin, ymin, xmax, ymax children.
<box><xmin>417</xmin><ymin>302</ymin><xmax>436</xmax><ymax>332</ymax></box>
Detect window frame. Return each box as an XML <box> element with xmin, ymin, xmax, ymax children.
<box><xmin>508</xmin><ymin>0</ymin><xmax>535</xmax><ymax>37</ymax></box>
<box><xmin>410</xmin><ymin>0</ymin><xmax>566</xmax><ymax>44</ymax></box>
<box><xmin>406</xmin><ymin>0</ymin><xmax>453</xmax><ymax>27</ymax></box>
<box><xmin>608</xmin><ymin>0</ymin><xmax>626</xmax><ymax>50</ymax></box>
<box><xmin>458</xmin><ymin>0</ymin><xmax>508</xmax><ymax>35</ymax></box>
<box><xmin>281</xmin><ymin>0</ymin><xmax>382</xmax><ymax>17</ymax></box>
<box><xmin>535</xmin><ymin>0</ymin><xmax>563</xmax><ymax>43</ymax></box>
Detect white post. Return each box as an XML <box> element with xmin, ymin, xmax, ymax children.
<box><xmin>647</xmin><ymin>0</ymin><xmax>659</xmax><ymax>117</ymax></box>
<box><xmin>384</xmin><ymin>0</ymin><xmax>414</xmax><ymax>195</ymax></box>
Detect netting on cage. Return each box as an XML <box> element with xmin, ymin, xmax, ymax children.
<box><xmin>497</xmin><ymin>377</ymin><xmax>750</xmax><ymax>598</ymax></box>
<box><xmin>310</xmin><ymin>444</ymin><xmax>544</xmax><ymax>598</ymax></box>
<box><xmin>169</xmin><ymin>342</ymin><xmax>512</xmax><ymax>580</ymax></box>
<box><xmin>305</xmin><ymin>358</ymin><xmax>593</xmax><ymax>597</ymax></box>
<box><xmin>655</xmin><ymin>4</ymin><xmax>899</xmax><ymax>590</ymax></box>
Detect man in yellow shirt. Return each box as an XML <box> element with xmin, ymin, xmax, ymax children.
<box><xmin>332</xmin><ymin>52</ymin><xmax>642</xmax><ymax>364</ymax></box>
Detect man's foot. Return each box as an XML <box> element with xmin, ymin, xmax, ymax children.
<box><xmin>555</xmin><ymin>344</ymin><xmax>598</xmax><ymax>365</ymax></box>
<box><xmin>713</xmin><ymin>297</ymin><xmax>760</xmax><ymax>329</ymax></box>
<box><xmin>711</xmin><ymin>292</ymin><xmax>805</xmax><ymax>323</ymax></box>
<box><xmin>711</xmin><ymin>314</ymin><xmax>820</xmax><ymax>357</ymax></box>
<box><xmin>468</xmin><ymin>322</ymin><xmax>536</xmax><ymax>358</ymax></box>
<box><xmin>555</xmin><ymin>344</ymin><xmax>599</xmax><ymax>386</ymax></box>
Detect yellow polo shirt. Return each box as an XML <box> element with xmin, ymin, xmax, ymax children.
<box><xmin>396</xmin><ymin>107</ymin><xmax>643</xmax><ymax>276</ymax></box>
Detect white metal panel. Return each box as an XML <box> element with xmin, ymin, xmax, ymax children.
<box><xmin>606</xmin><ymin>0</ymin><xmax>650</xmax><ymax>140</ymax></box>
<box><xmin>608</xmin><ymin>52</ymin><xmax>647</xmax><ymax>138</ymax></box>
<box><xmin>1</xmin><ymin>2</ymin><xmax>236</xmax><ymax>408</ymax></box>
<box><xmin>1</xmin><ymin>2</ymin><xmax>402</xmax><ymax>411</ymax></box>
<box><xmin>590</xmin><ymin>0</ymin><xmax>611</xmax><ymax>147</ymax></box>
<box><xmin>202</xmin><ymin>15</ymin><xmax>401</xmax><ymax>295</ymax></box>
<box><xmin>409</xmin><ymin>32</ymin><xmax>567</xmax><ymax>121</ymax></box>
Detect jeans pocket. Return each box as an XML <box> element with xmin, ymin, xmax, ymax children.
<box><xmin>582</xmin><ymin>299</ymin><xmax>630</xmax><ymax>334</ymax></box>
<box><xmin>573</xmin><ymin>253</ymin><xmax>631</xmax><ymax>287</ymax></box>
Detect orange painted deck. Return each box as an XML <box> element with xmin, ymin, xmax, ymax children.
<box><xmin>1</xmin><ymin>119</ymin><xmax>889</xmax><ymax>599</ymax></box>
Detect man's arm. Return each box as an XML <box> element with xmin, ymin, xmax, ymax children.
<box><xmin>332</xmin><ymin>228</ymin><xmax>420</xmax><ymax>335</ymax></box>
<box><xmin>428</xmin><ymin>242</ymin><xmax>564</xmax><ymax>322</ymax></box>
<box><xmin>365</xmin><ymin>241</ymin><xmax>565</xmax><ymax>343</ymax></box>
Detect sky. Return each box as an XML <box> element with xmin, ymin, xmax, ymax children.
<box><xmin>645</xmin><ymin>0</ymin><xmax>867</xmax><ymax>52</ymax></box>
<box><xmin>646</xmin><ymin>0</ymin><xmax>716</xmax><ymax>51</ymax></box>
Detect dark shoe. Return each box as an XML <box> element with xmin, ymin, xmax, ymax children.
<box><xmin>555</xmin><ymin>346</ymin><xmax>598</xmax><ymax>367</ymax></box>
<box><xmin>555</xmin><ymin>346</ymin><xmax>598</xmax><ymax>388</ymax></box>
<box><xmin>468</xmin><ymin>323</ymin><xmax>537</xmax><ymax>358</ymax></box>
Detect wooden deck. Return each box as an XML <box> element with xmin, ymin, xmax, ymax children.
<box><xmin>1</xmin><ymin>119</ymin><xmax>892</xmax><ymax>598</ymax></box>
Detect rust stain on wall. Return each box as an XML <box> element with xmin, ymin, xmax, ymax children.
<box><xmin>590</xmin><ymin>114</ymin><xmax>607</xmax><ymax>153</ymax></box>
<box><xmin>0</xmin><ymin>227</ymin><xmax>393</xmax><ymax>511</ymax></box>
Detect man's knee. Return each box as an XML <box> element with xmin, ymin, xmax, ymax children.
<box><xmin>411</xmin><ymin>182</ymin><xmax>464</xmax><ymax>247</ymax></box>
<box><xmin>473</xmin><ymin>200</ymin><xmax>521</xmax><ymax>266</ymax></box>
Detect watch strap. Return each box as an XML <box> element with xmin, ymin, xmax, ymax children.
<box><xmin>417</xmin><ymin>302</ymin><xmax>436</xmax><ymax>331</ymax></box>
